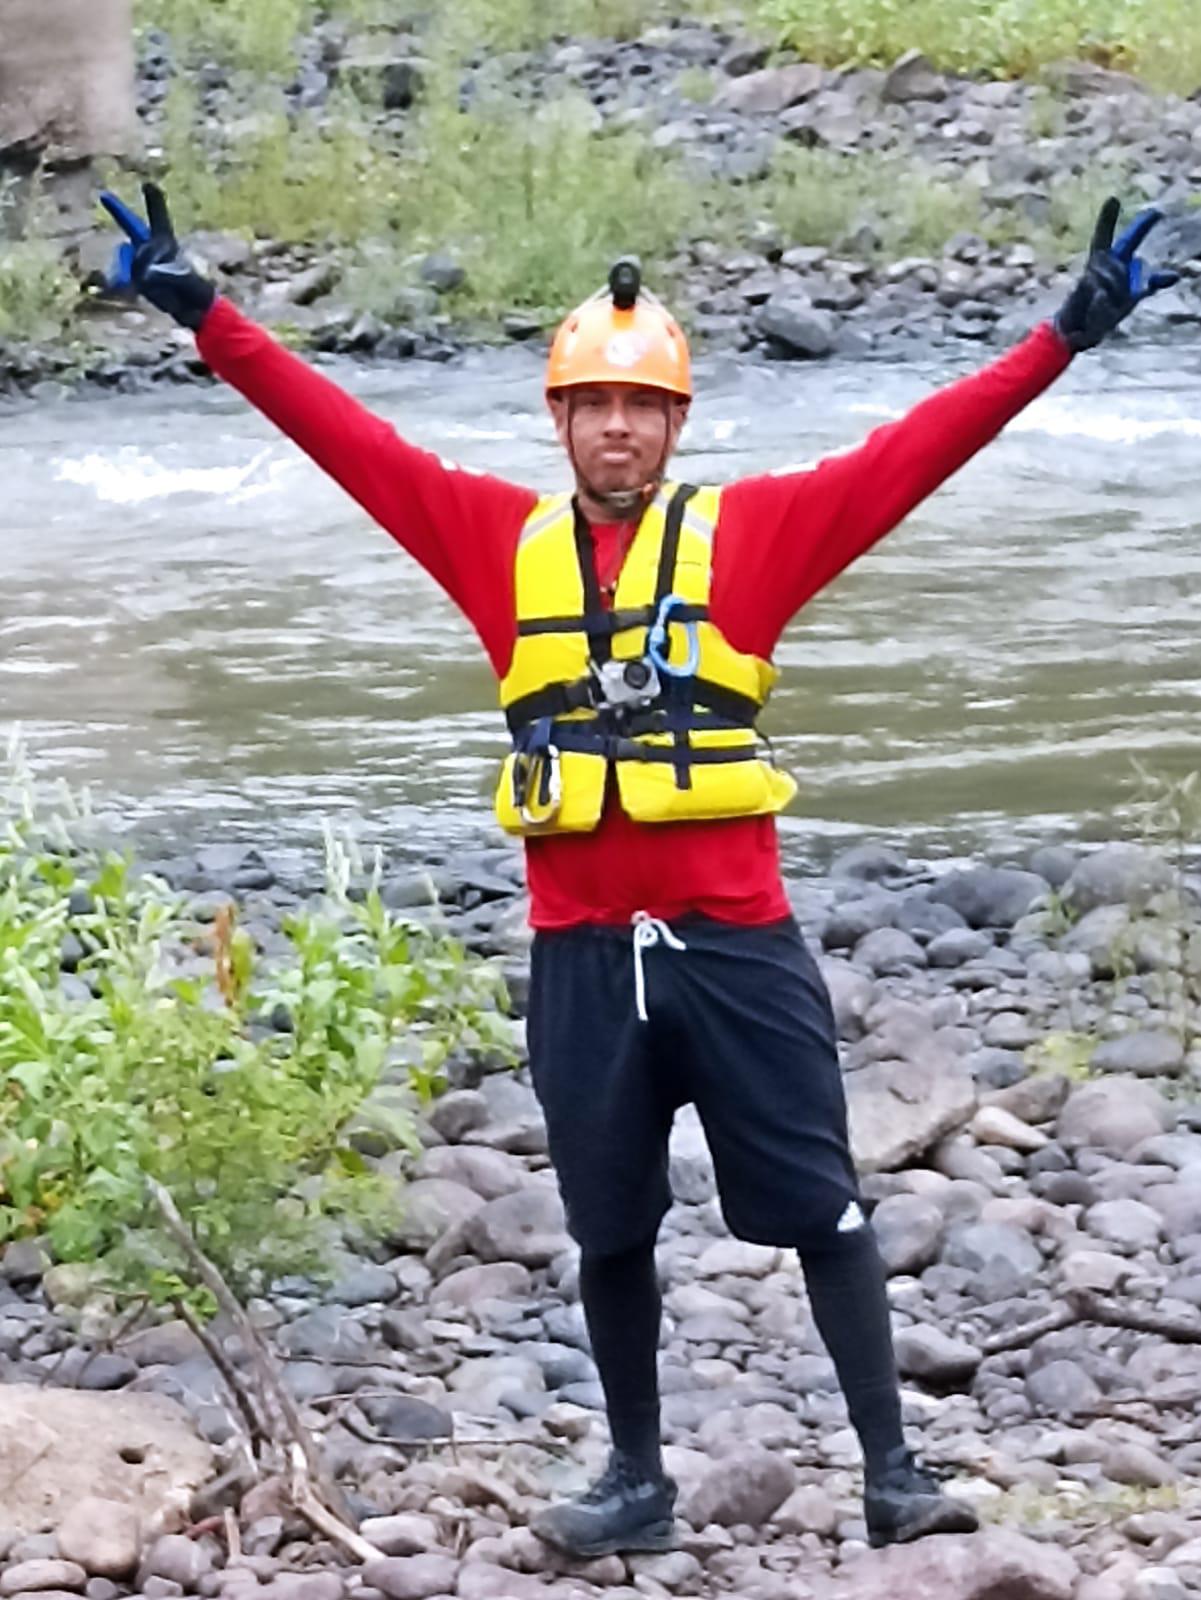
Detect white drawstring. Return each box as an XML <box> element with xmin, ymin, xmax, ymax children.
<box><xmin>631</xmin><ymin>911</ymin><xmax>687</xmax><ymax>1022</ymax></box>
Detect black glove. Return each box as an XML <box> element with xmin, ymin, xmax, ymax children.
<box><xmin>1054</xmin><ymin>196</ymin><xmax>1180</xmax><ymax>352</ymax></box>
<box><xmin>99</xmin><ymin>182</ymin><xmax>216</xmax><ymax>332</ymax></box>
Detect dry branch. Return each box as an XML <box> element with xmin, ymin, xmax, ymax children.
<box><xmin>980</xmin><ymin>1289</ymin><xmax>1201</xmax><ymax>1356</ymax></box>
<box><xmin>148</xmin><ymin>1178</ymin><xmax>356</xmax><ymax>1526</ymax></box>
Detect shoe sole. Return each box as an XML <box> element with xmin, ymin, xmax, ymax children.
<box><xmin>534</xmin><ymin>1518</ymin><xmax>676</xmax><ymax>1559</ymax></box>
<box><xmin>868</xmin><ymin>1503</ymin><xmax>979</xmax><ymax>1548</ymax></box>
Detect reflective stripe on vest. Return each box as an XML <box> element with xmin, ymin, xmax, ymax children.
<box><xmin>494</xmin><ymin>481</ymin><xmax>797</xmax><ymax>836</ymax></box>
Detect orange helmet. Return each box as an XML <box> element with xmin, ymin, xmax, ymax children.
<box><xmin>546</xmin><ymin>258</ymin><xmax>692</xmax><ymax>400</ymax></box>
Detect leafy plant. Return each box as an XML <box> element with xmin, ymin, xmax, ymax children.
<box><xmin>0</xmin><ymin>756</ymin><xmax>512</xmax><ymax>1299</ymax></box>
<box><xmin>754</xmin><ymin>0</ymin><xmax>1201</xmax><ymax>96</ymax></box>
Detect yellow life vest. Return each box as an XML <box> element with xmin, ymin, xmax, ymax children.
<box><xmin>494</xmin><ymin>482</ymin><xmax>797</xmax><ymax>837</ymax></box>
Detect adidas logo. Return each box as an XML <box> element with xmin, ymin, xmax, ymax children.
<box><xmin>837</xmin><ymin>1200</ymin><xmax>866</xmax><ymax>1234</ymax></box>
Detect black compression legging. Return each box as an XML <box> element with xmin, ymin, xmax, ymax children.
<box><xmin>578</xmin><ymin>1227</ymin><xmax>904</xmax><ymax>1478</ymax></box>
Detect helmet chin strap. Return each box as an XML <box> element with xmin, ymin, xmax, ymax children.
<box><xmin>567</xmin><ymin>391</ymin><xmax>675</xmax><ymax>520</ymax></box>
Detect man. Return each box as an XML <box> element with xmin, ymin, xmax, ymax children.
<box><xmin>102</xmin><ymin>186</ymin><xmax>1175</xmax><ymax>1555</ymax></box>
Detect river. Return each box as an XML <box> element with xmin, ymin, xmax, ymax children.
<box><xmin>3</xmin><ymin>339</ymin><xmax>1199</xmax><ymax>873</ymax></box>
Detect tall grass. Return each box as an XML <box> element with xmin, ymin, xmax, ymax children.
<box><xmin>755</xmin><ymin>0</ymin><xmax>1201</xmax><ymax>95</ymax></box>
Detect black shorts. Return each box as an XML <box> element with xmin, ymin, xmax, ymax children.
<box><xmin>526</xmin><ymin>914</ymin><xmax>861</xmax><ymax>1256</ymax></box>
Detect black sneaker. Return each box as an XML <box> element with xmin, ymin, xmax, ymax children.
<box><xmin>530</xmin><ymin>1450</ymin><xmax>677</xmax><ymax>1558</ymax></box>
<box><xmin>864</xmin><ymin>1447</ymin><xmax>980</xmax><ymax>1548</ymax></box>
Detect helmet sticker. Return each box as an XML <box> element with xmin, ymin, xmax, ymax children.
<box><xmin>605</xmin><ymin>330</ymin><xmax>650</xmax><ymax>368</ymax></box>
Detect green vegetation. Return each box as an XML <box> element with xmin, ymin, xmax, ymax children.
<box><xmin>0</xmin><ymin>184</ymin><xmax>79</xmax><ymax>343</ymax></box>
<box><xmin>0</xmin><ymin>754</ymin><xmax>511</xmax><ymax>1299</ymax></box>
<box><xmin>0</xmin><ymin>239</ymin><xmax>78</xmax><ymax>343</ymax></box>
<box><xmin>757</xmin><ymin>0</ymin><xmax>1201</xmax><ymax>97</ymax></box>
<box><xmin>136</xmin><ymin>0</ymin><xmax>684</xmax><ymax>73</ymax></box>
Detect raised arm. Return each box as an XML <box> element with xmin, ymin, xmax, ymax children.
<box><xmin>713</xmin><ymin>196</ymin><xmax>1180</xmax><ymax>657</ymax></box>
<box><xmin>99</xmin><ymin>184</ymin><xmax>536</xmax><ymax>673</ymax></box>
<box><xmin>195</xmin><ymin>299</ymin><xmax>534</xmax><ymax>667</ymax></box>
<box><xmin>713</xmin><ymin>320</ymin><xmax>1071</xmax><ymax>656</ymax></box>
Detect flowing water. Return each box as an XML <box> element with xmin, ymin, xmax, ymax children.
<box><xmin>3</xmin><ymin>340</ymin><xmax>1200</xmax><ymax>872</ymax></box>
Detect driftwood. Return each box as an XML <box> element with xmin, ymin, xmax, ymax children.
<box><xmin>174</xmin><ymin>1295</ymin><xmax>271</xmax><ymax>1450</ymax></box>
<box><xmin>980</xmin><ymin>1289</ymin><xmax>1201</xmax><ymax>1356</ymax></box>
<box><xmin>147</xmin><ymin>1179</ymin><xmax>377</xmax><ymax>1556</ymax></box>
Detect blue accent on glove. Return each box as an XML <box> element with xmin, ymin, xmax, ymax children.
<box><xmin>1055</xmin><ymin>196</ymin><xmax>1180</xmax><ymax>352</ymax></box>
<box><xmin>98</xmin><ymin>183</ymin><xmax>216</xmax><ymax>332</ymax></box>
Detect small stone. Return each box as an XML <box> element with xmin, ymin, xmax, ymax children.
<box><xmin>928</xmin><ymin>928</ymin><xmax>993</xmax><ymax>967</ymax></box>
<box><xmin>265</xmin><ymin>1577</ymin><xmax>346</xmax><ymax>1600</ymax></box>
<box><xmin>871</xmin><ymin>1192</ymin><xmax>945</xmax><ymax>1276</ymax></box>
<box><xmin>882</xmin><ymin>48</ymin><xmax>948</xmax><ymax>103</ymax></box>
<box><xmin>1025</xmin><ymin>1359</ymin><xmax>1101</xmax><ymax>1417</ymax></box>
<box><xmin>420</xmin><ymin>253</ymin><xmax>465</xmax><ymax>295</ymax></box>
<box><xmin>893</xmin><ymin>1325</ymin><xmax>982</xmax><ymax>1384</ymax></box>
<box><xmin>1104</xmin><ymin>1441</ymin><xmax>1175</xmax><ymax>1488</ymax></box>
<box><xmin>756</xmin><ymin>297</ymin><xmax>835</xmax><ymax>359</ymax></box>
<box><xmin>772</xmin><ymin>1484</ymin><xmax>839</xmax><ymax>1537</ymax></box>
<box><xmin>970</xmin><ymin>1105</ymin><xmax>1049</xmax><ymax>1152</ymax></box>
<box><xmin>136</xmin><ymin>1535</ymin><xmax>212</xmax><ymax>1591</ymax></box>
<box><xmin>681</xmin><ymin>1447</ymin><xmax>796</xmax><ymax>1527</ymax></box>
<box><xmin>357</xmin><ymin>1516</ymin><xmax>440</xmax><ymax>1557</ymax></box>
<box><xmin>854</xmin><ymin>927</ymin><xmax>927</xmax><ymax>975</ymax></box>
<box><xmin>0</xmin><ymin>1564</ymin><xmax>87</xmax><ymax>1596</ymax></box>
<box><xmin>1062</xmin><ymin>844</ymin><xmax>1171</xmax><ymax>914</ymax></box>
<box><xmin>928</xmin><ymin>867</ymin><xmax>1047</xmax><ymax>928</ymax></box>
<box><xmin>1057</xmin><ymin>1076</ymin><xmax>1172</xmax><ymax>1156</ymax></box>
<box><xmin>462</xmin><ymin>1188</ymin><xmax>569</xmax><ymax>1267</ymax></box>
<box><xmin>57</xmin><ymin>1500</ymin><xmax>140</xmax><ymax>1580</ymax></box>
<box><xmin>1092</xmin><ymin>1030</ymin><xmax>1185</xmax><ymax>1078</ymax></box>
<box><xmin>361</xmin><ymin>1556</ymin><xmax>460</xmax><ymax>1600</ymax></box>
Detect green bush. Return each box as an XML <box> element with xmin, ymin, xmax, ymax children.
<box><xmin>136</xmin><ymin>0</ymin><xmax>313</xmax><ymax>74</ymax></box>
<box><xmin>755</xmin><ymin>0</ymin><xmax>1201</xmax><ymax>95</ymax></box>
<box><xmin>0</xmin><ymin>761</ymin><xmax>512</xmax><ymax>1298</ymax></box>
<box><xmin>0</xmin><ymin>240</ymin><xmax>77</xmax><ymax>342</ymax></box>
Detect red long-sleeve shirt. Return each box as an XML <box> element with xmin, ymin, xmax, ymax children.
<box><xmin>196</xmin><ymin>300</ymin><xmax>1070</xmax><ymax>928</ymax></box>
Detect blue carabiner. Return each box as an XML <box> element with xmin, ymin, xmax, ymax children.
<box><xmin>647</xmin><ymin>592</ymin><xmax>699</xmax><ymax>679</ymax></box>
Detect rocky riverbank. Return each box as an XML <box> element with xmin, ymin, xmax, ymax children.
<box><xmin>6</xmin><ymin>833</ymin><xmax>1201</xmax><ymax>1598</ymax></box>
<box><xmin>7</xmin><ymin>15</ymin><xmax>1201</xmax><ymax>396</ymax></box>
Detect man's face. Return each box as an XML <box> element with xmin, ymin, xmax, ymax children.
<box><xmin>549</xmin><ymin>384</ymin><xmax>689</xmax><ymax>506</ymax></box>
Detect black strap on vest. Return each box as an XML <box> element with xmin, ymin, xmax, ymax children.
<box><xmin>516</xmin><ymin>602</ymin><xmax>707</xmax><ymax>639</ymax></box>
<box><xmin>505</xmin><ymin>676</ymin><xmax>761</xmax><ymax>738</ymax></box>
<box><xmin>572</xmin><ymin>499</ymin><xmax>612</xmax><ymax>665</ymax></box>
<box><xmin>655</xmin><ymin>483</ymin><xmax>698</xmax><ymax>603</ymax></box>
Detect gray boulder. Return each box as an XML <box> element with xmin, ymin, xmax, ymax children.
<box><xmin>1062</xmin><ymin>843</ymin><xmax>1172</xmax><ymax>914</ymax></box>
<box><xmin>942</xmin><ymin>1222</ymin><xmax>1043</xmax><ymax>1292</ymax></box>
<box><xmin>847</xmin><ymin>1058</ymin><xmax>976</xmax><ymax>1173</ymax></box>
<box><xmin>882</xmin><ymin>49</ymin><xmax>949</xmax><ymax>103</ymax></box>
<box><xmin>822</xmin><ymin>893</ymin><xmax>898</xmax><ymax>949</ymax></box>
<box><xmin>463</xmin><ymin>1187</ymin><xmax>570</xmax><ymax>1267</ymax></box>
<box><xmin>680</xmin><ymin>1446</ymin><xmax>796</xmax><ymax>1528</ymax></box>
<box><xmin>927</xmin><ymin>928</ymin><xmax>994</xmax><ymax>967</ymax></box>
<box><xmin>870</xmin><ymin>1193</ymin><xmax>946</xmax><ymax>1276</ymax></box>
<box><xmin>830</xmin><ymin>843</ymin><xmax>907</xmax><ymax>881</ymax></box>
<box><xmin>1057</xmin><ymin>1076</ymin><xmax>1173</xmax><ymax>1157</ymax></box>
<box><xmin>854</xmin><ymin>927</ymin><xmax>927</xmax><ymax>975</ymax></box>
<box><xmin>843</xmin><ymin>1527</ymin><xmax>1077</xmax><ymax>1599</ymax></box>
<box><xmin>1025</xmin><ymin>1359</ymin><xmax>1101</xmax><ymax>1418</ymax></box>
<box><xmin>1092</xmin><ymin>1029</ymin><xmax>1185</xmax><ymax>1078</ymax></box>
<box><xmin>1084</xmin><ymin>1198</ymin><xmax>1163</xmax><ymax>1254</ymax></box>
<box><xmin>928</xmin><ymin>866</ymin><xmax>1048</xmax><ymax>928</ymax></box>
<box><xmin>756</xmin><ymin>297</ymin><xmax>836</xmax><ymax>358</ymax></box>
<box><xmin>893</xmin><ymin>1325</ymin><xmax>982</xmax><ymax>1385</ymax></box>
<box><xmin>362</xmin><ymin>1554</ymin><xmax>460</xmax><ymax>1600</ymax></box>
<box><xmin>714</xmin><ymin>61</ymin><xmax>823</xmax><ymax>114</ymax></box>
<box><xmin>819</xmin><ymin>957</ymin><xmax>874</xmax><ymax>1041</ymax></box>
<box><xmin>388</xmin><ymin>1179</ymin><xmax>485</xmax><ymax>1252</ymax></box>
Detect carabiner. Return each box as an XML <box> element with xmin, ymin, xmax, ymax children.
<box><xmin>647</xmin><ymin>592</ymin><xmax>699</xmax><ymax>679</ymax></box>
